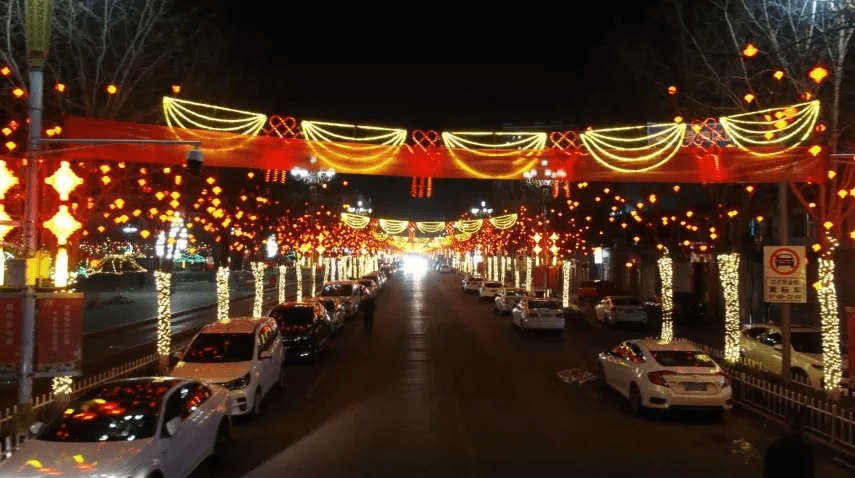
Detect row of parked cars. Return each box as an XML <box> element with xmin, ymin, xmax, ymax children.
<box><xmin>456</xmin><ymin>271</ymin><xmax>733</xmax><ymax>415</ymax></box>
<box><xmin>0</xmin><ymin>265</ymin><xmax>401</xmax><ymax>477</ymax></box>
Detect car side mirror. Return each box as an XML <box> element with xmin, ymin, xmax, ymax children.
<box><xmin>259</xmin><ymin>350</ymin><xmax>273</xmax><ymax>360</ymax></box>
<box><xmin>29</xmin><ymin>422</ymin><xmax>45</xmax><ymax>436</ymax></box>
<box><xmin>164</xmin><ymin>416</ymin><xmax>181</xmax><ymax>437</ymax></box>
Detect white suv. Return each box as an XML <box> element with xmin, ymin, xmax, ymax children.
<box><xmin>320</xmin><ymin>281</ymin><xmax>362</xmax><ymax>318</ymax></box>
<box><xmin>739</xmin><ymin>323</ymin><xmax>849</xmax><ymax>388</ymax></box>
<box><xmin>172</xmin><ymin>316</ymin><xmax>285</xmax><ymax>418</ymax></box>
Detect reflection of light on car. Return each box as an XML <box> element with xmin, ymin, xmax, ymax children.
<box><xmin>403</xmin><ymin>257</ymin><xmax>427</xmax><ymax>276</ymax></box>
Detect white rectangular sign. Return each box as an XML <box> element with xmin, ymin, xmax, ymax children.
<box><xmin>763</xmin><ymin>246</ymin><xmax>806</xmax><ymax>303</ymax></box>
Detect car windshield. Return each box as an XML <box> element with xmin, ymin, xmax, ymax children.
<box><xmin>322</xmin><ymin>284</ymin><xmax>353</xmax><ymax>296</ymax></box>
<box><xmin>317</xmin><ymin>300</ymin><xmax>336</xmax><ymax>314</ymax></box>
<box><xmin>358</xmin><ymin>280</ymin><xmax>373</xmax><ymax>287</ymax></box>
<box><xmin>650</xmin><ymin>350</ymin><xmax>716</xmax><ymax>367</ymax></box>
<box><xmin>271</xmin><ymin>307</ymin><xmax>315</xmax><ymax>327</ymax></box>
<box><xmin>529</xmin><ymin>301</ymin><xmax>560</xmax><ymax>309</ymax></box>
<box><xmin>37</xmin><ymin>380</ymin><xmax>179</xmax><ymax>442</ymax></box>
<box><xmin>612</xmin><ymin>298</ymin><xmax>641</xmax><ymax>306</ymax></box>
<box><xmin>791</xmin><ymin>332</ymin><xmax>823</xmax><ymax>354</ymax></box>
<box><xmin>182</xmin><ymin>333</ymin><xmax>255</xmax><ymax>363</ymax></box>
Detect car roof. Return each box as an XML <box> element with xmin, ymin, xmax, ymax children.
<box><xmin>201</xmin><ymin>316</ymin><xmax>270</xmax><ymax>334</ymax></box>
<box><xmin>633</xmin><ymin>339</ymin><xmax>704</xmax><ymax>352</ymax></box>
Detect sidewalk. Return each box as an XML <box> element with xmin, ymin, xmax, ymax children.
<box><xmin>82</xmin><ymin>269</ymin><xmax>321</xmax><ymax>334</ymax></box>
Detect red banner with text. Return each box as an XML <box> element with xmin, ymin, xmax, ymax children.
<box><xmin>0</xmin><ymin>295</ymin><xmax>22</xmax><ymax>377</ymax></box>
<box><xmin>37</xmin><ymin>293</ymin><xmax>83</xmax><ymax>376</ymax></box>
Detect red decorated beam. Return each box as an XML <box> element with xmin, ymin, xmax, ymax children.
<box><xmin>54</xmin><ymin>116</ymin><xmax>828</xmax><ymax>183</ymax></box>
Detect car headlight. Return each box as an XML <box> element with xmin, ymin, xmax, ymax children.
<box><xmin>221</xmin><ymin>373</ymin><xmax>251</xmax><ymax>390</ymax></box>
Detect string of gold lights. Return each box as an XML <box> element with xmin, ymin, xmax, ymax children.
<box><xmin>162</xmin><ymin>97</ymin><xmax>267</xmax><ymax>135</ymax></box>
<box><xmin>453</xmin><ymin>219</ymin><xmax>484</xmax><ymax>234</ymax></box>
<box><xmin>341</xmin><ymin>213</ymin><xmax>371</xmax><ymax>229</ymax></box>
<box><xmin>719</xmin><ymin>101</ymin><xmax>820</xmax><ymax>156</ymax></box>
<box><xmin>580</xmin><ymin>122</ymin><xmax>687</xmax><ymax>173</ymax></box>
<box><xmin>488</xmin><ymin>214</ymin><xmax>518</xmax><ymax>230</ymax></box>
<box><xmin>378</xmin><ymin>218</ymin><xmax>409</xmax><ymax>235</ymax></box>
<box><xmin>416</xmin><ymin>221</ymin><xmax>447</xmax><ymax>234</ymax></box>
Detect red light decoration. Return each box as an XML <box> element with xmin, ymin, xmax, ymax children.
<box><xmin>54</xmin><ymin>83</ymin><xmax>66</xmax><ymax>93</ymax></box>
<box><xmin>106</xmin><ymin>84</ymin><xmax>118</xmax><ymax>94</ymax></box>
<box><xmin>0</xmin><ymin>66</ymin><xmax>10</xmax><ymax>76</ymax></box>
<box><xmin>12</xmin><ymin>88</ymin><xmax>25</xmax><ymax>98</ymax></box>
<box><xmin>742</xmin><ymin>43</ymin><xmax>759</xmax><ymax>57</ymax></box>
<box><xmin>809</xmin><ymin>66</ymin><xmax>828</xmax><ymax>84</ymax></box>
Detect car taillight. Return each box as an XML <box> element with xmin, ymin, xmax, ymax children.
<box><xmin>647</xmin><ymin>370</ymin><xmax>675</xmax><ymax>387</ymax></box>
<box><xmin>716</xmin><ymin>371</ymin><xmax>731</xmax><ymax>388</ymax></box>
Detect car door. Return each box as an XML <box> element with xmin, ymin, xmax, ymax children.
<box><xmin>741</xmin><ymin>326</ymin><xmax>769</xmax><ymax>364</ymax></box>
<box><xmin>161</xmin><ymin>384</ymin><xmax>203</xmax><ymax>476</ymax></box>
<box><xmin>603</xmin><ymin>343</ymin><xmax>631</xmax><ymax>393</ymax></box>
<box><xmin>760</xmin><ymin>331</ymin><xmax>785</xmax><ymax>373</ymax></box>
<box><xmin>316</xmin><ymin>306</ymin><xmax>332</xmax><ymax>348</ymax></box>
<box><xmin>595</xmin><ymin>298</ymin><xmax>607</xmax><ymax>321</ymax></box>
<box><xmin>256</xmin><ymin>323</ymin><xmax>278</xmax><ymax>394</ymax></box>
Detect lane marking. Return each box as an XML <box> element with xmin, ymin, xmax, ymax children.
<box><xmin>304</xmin><ymin>367</ymin><xmax>330</xmax><ymax>399</ymax></box>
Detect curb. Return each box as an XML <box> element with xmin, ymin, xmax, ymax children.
<box><xmin>83</xmin><ymin>284</ymin><xmax>286</xmax><ymax>339</ymax></box>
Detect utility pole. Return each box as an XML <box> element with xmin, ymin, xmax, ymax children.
<box><xmin>779</xmin><ymin>182</ymin><xmax>792</xmax><ymax>383</ymax></box>
<box><xmin>17</xmin><ymin>0</ymin><xmax>52</xmax><ymax>420</ymax></box>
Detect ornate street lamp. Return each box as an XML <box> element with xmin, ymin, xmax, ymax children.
<box><xmin>523</xmin><ymin>162</ymin><xmax>567</xmax><ymax>296</ymax></box>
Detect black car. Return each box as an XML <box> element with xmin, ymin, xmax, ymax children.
<box><xmin>267</xmin><ymin>302</ymin><xmax>332</xmax><ymax>362</ymax></box>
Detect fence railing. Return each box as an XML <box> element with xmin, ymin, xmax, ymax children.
<box><xmin>0</xmin><ymin>352</ymin><xmax>159</xmax><ymax>460</ymax></box>
<box><xmin>651</xmin><ymin>336</ymin><xmax>855</xmax><ymax>450</ymax></box>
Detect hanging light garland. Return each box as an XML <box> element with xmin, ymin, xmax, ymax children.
<box><xmin>579</xmin><ymin>122</ymin><xmax>686</xmax><ymax>173</ymax></box>
<box><xmin>717</xmin><ymin>253</ymin><xmax>741</xmax><ymax>363</ymax></box>
<box><xmin>442</xmin><ymin>131</ymin><xmax>545</xmax><ymax>179</ymax></box>
<box><xmin>453</xmin><ymin>219</ymin><xmax>484</xmax><ymax>234</ymax></box>
<box><xmin>488</xmin><ymin>214</ymin><xmax>518</xmax><ymax>230</ymax></box>
<box><xmin>341</xmin><ymin>212</ymin><xmax>370</xmax><ymax>229</ymax></box>
<box><xmin>163</xmin><ymin>97</ymin><xmax>267</xmax><ymax>135</ymax></box>
<box><xmin>658</xmin><ymin>254</ymin><xmax>674</xmax><ymax>341</ymax></box>
<box><xmin>378</xmin><ymin>218</ymin><xmax>409</xmax><ymax>235</ymax></box>
<box><xmin>416</xmin><ymin>221</ymin><xmax>447</xmax><ymax>234</ymax></box>
<box><xmin>719</xmin><ymin>101</ymin><xmax>820</xmax><ymax>156</ymax></box>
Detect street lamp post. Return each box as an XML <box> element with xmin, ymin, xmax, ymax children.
<box><xmin>291</xmin><ymin>165</ymin><xmax>335</xmax><ymax>291</ymax></box>
<box><xmin>524</xmin><ymin>164</ymin><xmax>564</xmax><ymax>297</ymax></box>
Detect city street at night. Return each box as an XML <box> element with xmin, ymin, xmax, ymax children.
<box><xmin>183</xmin><ymin>270</ymin><xmax>851</xmax><ymax>478</ymax></box>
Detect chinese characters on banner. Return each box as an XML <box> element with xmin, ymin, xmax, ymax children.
<box><xmin>763</xmin><ymin>246</ymin><xmax>807</xmax><ymax>303</ymax></box>
<box><xmin>0</xmin><ymin>295</ymin><xmax>22</xmax><ymax>376</ymax></box>
<box><xmin>36</xmin><ymin>293</ymin><xmax>83</xmax><ymax>376</ymax></box>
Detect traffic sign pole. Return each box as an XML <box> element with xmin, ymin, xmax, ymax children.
<box><xmin>779</xmin><ymin>182</ymin><xmax>792</xmax><ymax>384</ymax></box>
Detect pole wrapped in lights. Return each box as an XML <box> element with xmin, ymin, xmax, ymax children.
<box><xmin>252</xmin><ymin>261</ymin><xmax>264</xmax><ymax>316</ymax></box>
<box><xmin>562</xmin><ymin>260</ymin><xmax>571</xmax><ymax>308</ymax></box>
<box><xmin>216</xmin><ymin>266</ymin><xmax>229</xmax><ymax>321</ymax></box>
<box><xmin>323</xmin><ymin>257</ymin><xmax>330</xmax><ymax>283</ymax></box>
<box><xmin>51</xmin><ymin>375</ymin><xmax>72</xmax><ymax>396</ymax></box>
<box><xmin>525</xmin><ymin>256</ymin><xmax>533</xmax><ymax>293</ymax></box>
<box><xmin>155</xmin><ymin>270</ymin><xmax>172</xmax><ymax>357</ymax></box>
<box><xmin>295</xmin><ymin>258</ymin><xmax>303</xmax><ymax>302</ymax></box>
<box><xmin>817</xmin><ymin>254</ymin><xmax>842</xmax><ymax>390</ymax></box>
<box><xmin>278</xmin><ymin>264</ymin><xmax>288</xmax><ymax>303</ymax></box>
<box><xmin>717</xmin><ymin>253</ymin><xmax>741</xmax><ymax>362</ymax></box>
<box><xmin>658</xmin><ymin>254</ymin><xmax>674</xmax><ymax>341</ymax></box>
<box><xmin>311</xmin><ymin>263</ymin><xmax>317</xmax><ymax>297</ymax></box>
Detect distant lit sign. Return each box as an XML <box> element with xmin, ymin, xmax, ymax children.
<box><xmin>594</xmin><ymin>247</ymin><xmax>603</xmax><ymax>264</ymax></box>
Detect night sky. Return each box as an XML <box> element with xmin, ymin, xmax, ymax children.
<box><xmin>192</xmin><ymin>1</ymin><xmax>678</xmax><ymax>218</ymax></box>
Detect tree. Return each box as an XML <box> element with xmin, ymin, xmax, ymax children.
<box><xmin>0</xmin><ymin>0</ymin><xmax>223</xmax><ymax>123</ymax></box>
<box><xmin>633</xmin><ymin>0</ymin><xmax>855</xmax><ymax>387</ymax></box>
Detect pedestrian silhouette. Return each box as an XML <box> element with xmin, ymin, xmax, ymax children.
<box><xmin>763</xmin><ymin>409</ymin><xmax>814</xmax><ymax>478</ymax></box>
<box><xmin>362</xmin><ymin>296</ymin><xmax>375</xmax><ymax>333</ymax></box>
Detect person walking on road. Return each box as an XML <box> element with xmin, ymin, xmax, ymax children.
<box><xmin>362</xmin><ymin>296</ymin><xmax>376</xmax><ymax>333</ymax></box>
<box><xmin>763</xmin><ymin>410</ymin><xmax>814</xmax><ymax>478</ymax></box>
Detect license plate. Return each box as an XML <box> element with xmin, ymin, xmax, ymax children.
<box><xmin>683</xmin><ymin>382</ymin><xmax>708</xmax><ymax>391</ymax></box>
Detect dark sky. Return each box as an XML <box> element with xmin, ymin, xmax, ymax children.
<box><xmin>193</xmin><ymin>1</ymin><xmax>677</xmax><ymax>218</ymax></box>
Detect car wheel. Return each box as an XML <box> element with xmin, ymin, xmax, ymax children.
<box><xmin>212</xmin><ymin>420</ymin><xmax>230</xmax><ymax>464</ymax></box>
<box><xmin>598</xmin><ymin>363</ymin><xmax>607</xmax><ymax>385</ymax></box>
<box><xmin>249</xmin><ymin>388</ymin><xmax>262</xmax><ymax>419</ymax></box>
<box><xmin>629</xmin><ymin>383</ymin><xmax>644</xmax><ymax>414</ymax></box>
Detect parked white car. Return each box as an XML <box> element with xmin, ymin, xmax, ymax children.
<box><xmin>494</xmin><ymin>287</ymin><xmax>531</xmax><ymax>315</ymax></box>
<box><xmin>478</xmin><ymin>281</ymin><xmax>504</xmax><ymax>299</ymax></box>
<box><xmin>320</xmin><ymin>281</ymin><xmax>362</xmax><ymax>318</ymax></box>
<box><xmin>307</xmin><ymin>296</ymin><xmax>346</xmax><ymax>333</ymax></box>
<box><xmin>594</xmin><ymin>296</ymin><xmax>648</xmax><ymax>326</ymax></box>
<box><xmin>362</xmin><ymin>272</ymin><xmax>386</xmax><ymax>290</ymax></box>
<box><xmin>598</xmin><ymin>339</ymin><xmax>732</xmax><ymax>414</ymax></box>
<box><xmin>0</xmin><ymin>377</ymin><xmax>231</xmax><ymax>478</ymax></box>
<box><xmin>439</xmin><ymin>264</ymin><xmax>453</xmax><ymax>273</ymax></box>
<box><xmin>357</xmin><ymin>278</ymin><xmax>380</xmax><ymax>299</ymax></box>
<box><xmin>512</xmin><ymin>298</ymin><xmax>565</xmax><ymax>333</ymax></box>
<box><xmin>739</xmin><ymin>323</ymin><xmax>849</xmax><ymax>388</ymax></box>
<box><xmin>171</xmin><ymin>316</ymin><xmax>285</xmax><ymax>418</ymax></box>
<box><xmin>461</xmin><ymin>275</ymin><xmax>485</xmax><ymax>292</ymax></box>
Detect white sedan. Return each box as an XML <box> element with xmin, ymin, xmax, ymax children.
<box><xmin>512</xmin><ymin>298</ymin><xmax>565</xmax><ymax>333</ymax></box>
<box><xmin>594</xmin><ymin>296</ymin><xmax>648</xmax><ymax>326</ymax></box>
<box><xmin>0</xmin><ymin>377</ymin><xmax>231</xmax><ymax>478</ymax></box>
<box><xmin>494</xmin><ymin>287</ymin><xmax>530</xmax><ymax>315</ymax></box>
<box><xmin>172</xmin><ymin>316</ymin><xmax>285</xmax><ymax>418</ymax></box>
<box><xmin>462</xmin><ymin>276</ymin><xmax>485</xmax><ymax>292</ymax></box>
<box><xmin>598</xmin><ymin>339</ymin><xmax>732</xmax><ymax>414</ymax></box>
<box><xmin>478</xmin><ymin>281</ymin><xmax>504</xmax><ymax>299</ymax></box>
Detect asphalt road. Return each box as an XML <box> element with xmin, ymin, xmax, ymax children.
<box><xmin>187</xmin><ymin>270</ymin><xmax>854</xmax><ymax>478</ymax></box>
